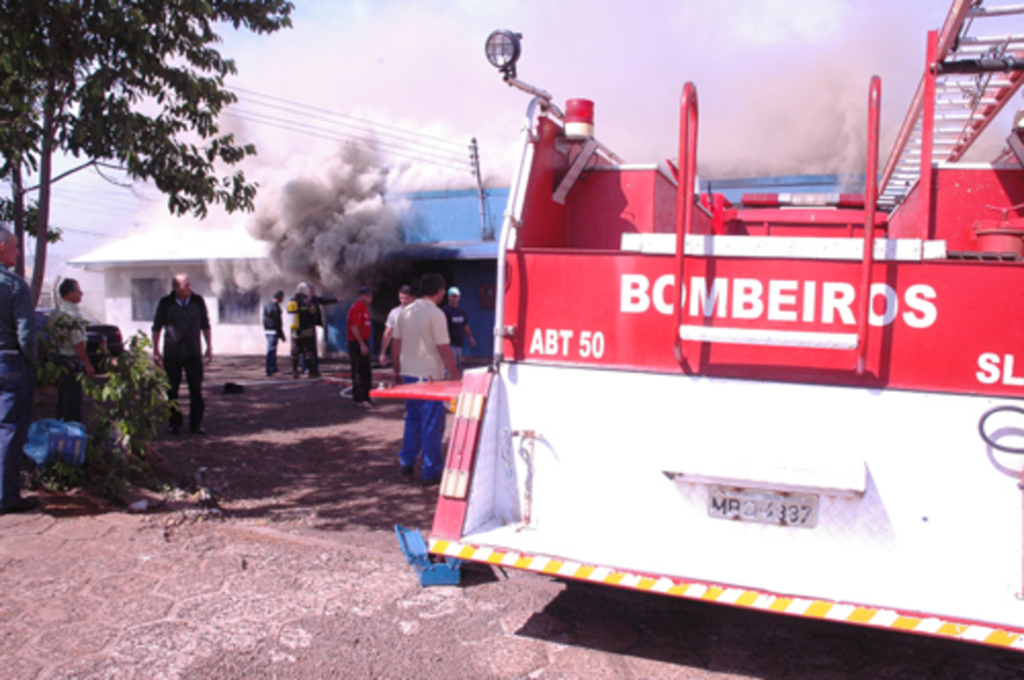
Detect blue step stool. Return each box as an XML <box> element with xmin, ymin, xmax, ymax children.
<box><xmin>394</xmin><ymin>525</ymin><xmax>462</xmax><ymax>586</ymax></box>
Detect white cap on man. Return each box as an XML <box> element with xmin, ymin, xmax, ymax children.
<box><xmin>448</xmin><ymin>286</ymin><xmax>461</xmax><ymax>297</ymax></box>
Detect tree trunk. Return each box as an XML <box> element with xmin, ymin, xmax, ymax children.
<box><xmin>11</xmin><ymin>165</ymin><xmax>25</xmax><ymax>278</ymax></box>
<box><xmin>30</xmin><ymin>81</ymin><xmax>55</xmax><ymax>308</ymax></box>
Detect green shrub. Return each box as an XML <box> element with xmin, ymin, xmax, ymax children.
<box><xmin>38</xmin><ymin>332</ymin><xmax>171</xmax><ymax>499</ymax></box>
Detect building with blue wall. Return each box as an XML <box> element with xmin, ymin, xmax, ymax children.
<box><xmin>324</xmin><ymin>188</ymin><xmax>508</xmax><ymax>361</ymax></box>
<box><xmin>701</xmin><ymin>174</ymin><xmax>864</xmax><ymax>204</ymax></box>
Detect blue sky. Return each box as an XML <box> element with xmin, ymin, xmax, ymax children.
<box><xmin>33</xmin><ymin>1</ymin><xmax>1015</xmax><ymax>284</ymax></box>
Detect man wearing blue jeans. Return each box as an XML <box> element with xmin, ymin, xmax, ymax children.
<box><xmin>391</xmin><ymin>273</ymin><xmax>461</xmax><ymax>485</ymax></box>
<box><xmin>0</xmin><ymin>227</ymin><xmax>37</xmax><ymax>514</ymax></box>
<box><xmin>262</xmin><ymin>290</ymin><xmax>285</xmax><ymax>376</ymax></box>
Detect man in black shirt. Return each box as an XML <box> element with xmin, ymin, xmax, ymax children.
<box><xmin>443</xmin><ymin>286</ymin><xmax>475</xmax><ymax>370</ymax></box>
<box><xmin>153</xmin><ymin>274</ymin><xmax>212</xmax><ymax>434</ymax></box>
<box><xmin>263</xmin><ymin>290</ymin><xmax>285</xmax><ymax>376</ymax></box>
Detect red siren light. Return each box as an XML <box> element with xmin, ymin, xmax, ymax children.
<box><xmin>565</xmin><ymin>99</ymin><xmax>595</xmax><ymax>139</ymax></box>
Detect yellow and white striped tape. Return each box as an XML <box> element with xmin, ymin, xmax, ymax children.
<box><xmin>429</xmin><ymin>538</ymin><xmax>1024</xmax><ymax>650</ymax></box>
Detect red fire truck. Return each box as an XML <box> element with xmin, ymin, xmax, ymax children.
<box><xmin>382</xmin><ymin>0</ymin><xmax>1024</xmax><ymax>649</ymax></box>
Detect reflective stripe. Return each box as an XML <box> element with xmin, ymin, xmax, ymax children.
<box><xmin>429</xmin><ymin>538</ymin><xmax>1024</xmax><ymax>651</ymax></box>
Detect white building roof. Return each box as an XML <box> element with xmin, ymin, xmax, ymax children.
<box><xmin>70</xmin><ymin>226</ymin><xmax>268</xmax><ymax>268</ymax></box>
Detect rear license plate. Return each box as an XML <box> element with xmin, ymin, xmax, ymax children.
<box><xmin>707</xmin><ymin>486</ymin><xmax>819</xmax><ymax>528</ymax></box>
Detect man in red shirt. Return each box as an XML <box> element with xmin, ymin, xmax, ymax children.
<box><xmin>347</xmin><ymin>286</ymin><xmax>374</xmax><ymax>408</ymax></box>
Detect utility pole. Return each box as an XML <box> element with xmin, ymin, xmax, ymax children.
<box><xmin>470</xmin><ymin>138</ymin><xmax>491</xmax><ymax>240</ymax></box>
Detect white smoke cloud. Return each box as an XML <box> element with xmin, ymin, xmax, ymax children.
<box><xmin>219</xmin><ymin>0</ymin><xmax>1008</xmax><ymax>184</ymax></box>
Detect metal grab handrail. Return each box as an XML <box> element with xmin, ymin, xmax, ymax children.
<box><xmin>493</xmin><ymin>97</ymin><xmax>545</xmax><ymax>366</ymax></box>
<box><xmin>673</xmin><ymin>82</ymin><xmax>698</xmax><ymax>368</ymax></box>
<box><xmin>855</xmin><ymin>76</ymin><xmax>882</xmax><ymax>376</ymax></box>
<box><xmin>492</xmin><ymin>98</ymin><xmax>625</xmax><ymax>368</ymax></box>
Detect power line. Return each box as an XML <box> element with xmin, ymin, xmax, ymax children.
<box><xmin>57</xmin><ymin>225</ymin><xmax>122</xmax><ymax>238</ymax></box>
<box><xmin>229</xmin><ymin>86</ymin><xmax>469</xmax><ymax>150</ymax></box>
<box><xmin>227</xmin><ymin>108</ymin><xmax>469</xmax><ymax>168</ymax></box>
<box><xmin>231</xmin><ymin>95</ymin><xmax>469</xmax><ymax>158</ymax></box>
<box><xmin>49</xmin><ymin>183</ymin><xmax>145</xmax><ymax>203</ymax></box>
<box><xmin>45</xmin><ymin>195</ymin><xmax>134</xmax><ymax>210</ymax></box>
<box><xmin>46</xmin><ymin>187</ymin><xmax>142</xmax><ymax>214</ymax></box>
<box><xmin>60</xmin><ymin>170</ymin><xmax>155</xmax><ymax>200</ymax></box>
<box><xmin>227</xmin><ymin>105</ymin><xmax>472</xmax><ymax>169</ymax></box>
<box><xmin>0</xmin><ymin>185</ymin><xmax>141</xmax><ymax>222</ymax></box>
<box><xmin>224</xmin><ymin>86</ymin><xmax>476</xmax><ymax>173</ymax></box>
<box><xmin>223</xmin><ymin>110</ymin><xmax>473</xmax><ymax>172</ymax></box>
<box><xmin>50</xmin><ymin>203</ymin><xmax>138</xmax><ymax>220</ymax></box>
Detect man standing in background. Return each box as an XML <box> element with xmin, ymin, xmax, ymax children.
<box><xmin>263</xmin><ymin>290</ymin><xmax>285</xmax><ymax>377</ymax></box>
<box><xmin>153</xmin><ymin>274</ymin><xmax>212</xmax><ymax>435</ymax></box>
<box><xmin>392</xmin><ymin>273</ymin><xmax>460</xmax><ymax>486</ymax></box>
<box><xmin>378</xmin><ymin>284</ymin><xmax>413</xmax><ymax>367</ymax></box>
<box><xmin>288</xmin><ymin>283</ymin><xmax>337</xmax><ymax>378</ymax></box>
<box><xmin>347</xmin><ymin>286</ymin><xmax>374</xmax><ymax>408</ymax></box>
<box><xmin>288</xmin><ymin>283</ymin><xmax>318</xmax><ymax>378</ymax></box>
<box><xmin>51</xmin><ymin>278</ymin><xmax>96</xmax><ymax>422</ymax></box>
<box><xmin>308</xmin><ymin>284</ymin><xmax>338</xmax><ymax>361</ymax></box>
<box><xmin>0</xmin><ymin>227</ymin><xmax>37</xmax><ymax>514</ymax></box>
<box><xmin>443</xmin><ymin>286</ymin><xmax>475</xmax><ymax>370</ymax></box>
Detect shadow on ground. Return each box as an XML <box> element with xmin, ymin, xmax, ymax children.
<box><xmin>151</xmin><ymin>356</ymin><xmax>443</xmax><ymax>532</ymax></box>
<box><xmin>516</xmin><ymin>580</ymin><xmax>1024</xmax><ymax>679</ymax></box>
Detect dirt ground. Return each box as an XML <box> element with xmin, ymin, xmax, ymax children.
<box><xmin>29</xmin><ymin>354</ymin><xmax>443</xmax><ymax>530</ymax></box>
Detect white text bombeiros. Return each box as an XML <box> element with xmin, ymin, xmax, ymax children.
<box><xmin>527</xmin><ymin>275</ymin><xmax>1020</xmax><ymax>388</ymax></box>
<box><xmin>620</xmin><ymin>274</ymin><xmax>937</xmax><ymax>328</ymax></box>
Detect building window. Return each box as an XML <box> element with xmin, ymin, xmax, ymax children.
<box><xmin>478</xmin><ymin>284</ymin><xmax>496</xmax><ymax>311</ymax></box>
<box><xmin>218</xmin><ymin>288</ymin><xmax>260</xmax><ymax>325</ymax></box>
<box><xmin>132</xmin><ymin>278</ymin><xmax>165</xmax><ymax>321</ymax></box>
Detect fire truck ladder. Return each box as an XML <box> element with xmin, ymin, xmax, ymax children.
<box><xmin>880</xmin><ymin>0</ymin><xmax>1024</xmax><ymax>209</ymax></box>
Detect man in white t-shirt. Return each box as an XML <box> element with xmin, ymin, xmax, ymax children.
<box><xmin>378</xmin><ymin>284</ymin><xmax>413</xmax><ymax>367</ymax></box>
<box><xmin>391</xmin><ymin>274</ymin><xmax>461</xmax><ymax>485</ymax></box>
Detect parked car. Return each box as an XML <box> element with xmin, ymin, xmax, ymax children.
<box><xmin>35</xmin><ymin>308</ymin><xmax>124</xmax><ymax>371</ymax></box>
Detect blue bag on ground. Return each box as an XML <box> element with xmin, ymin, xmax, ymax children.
<box><xmin>23</xmin><ymin>419</ymin><xmax>88</xmax><ymax>467</ymax></box>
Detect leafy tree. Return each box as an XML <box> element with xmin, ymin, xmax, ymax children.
<box><xmin>0</xmin><ymin>0</ymin><xmax>294</xmax><ymax>304</ymax></box>
<box><xmin>0</xmin><ymin>44</ymin><xmax>43</xmax><ymax>276</ymax></box>
<box><xmin>0</xmin><ymin>197</ymin><xmax>61</xmax><ymax>245</ymax></box>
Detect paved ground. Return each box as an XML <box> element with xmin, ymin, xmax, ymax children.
<box><xmin>2</xmin><ymin>356</ymin><xmax>1024</xmax><ymax>679</ymax></box>
<box><xmin>0</xmin><ymin>511</ymin><xmax>573</xmax><ymax>680</ymax></box>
